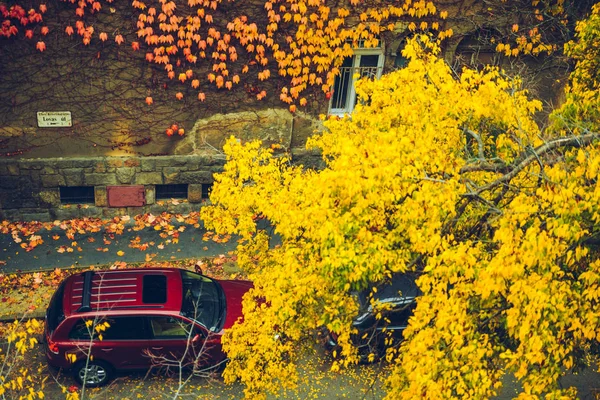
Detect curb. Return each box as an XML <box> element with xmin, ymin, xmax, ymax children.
<box><xmin>0</xmin><ymin>311</ymin><xmax>45</xmax><ymax>323</ymax></box>
<box><xmin>1</xmin><ymin>258</ymin><xmax>200</xmax><ymax>276</ymax></box>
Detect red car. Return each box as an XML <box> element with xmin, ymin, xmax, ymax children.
<box><xmin>44</xmin><ymin>267</ymin><xmax>252</xmax><ymax>387</ymax></box>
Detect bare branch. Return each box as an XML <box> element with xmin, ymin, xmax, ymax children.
<box><xmin>462</xmin><ymin>131</ymin><xmax>598</xmax><ymax>195</ymax></box>
<box><xmin>465</xmin><ymin>128</ymin><xmax>486</xmax><ymax>161</ymax></box>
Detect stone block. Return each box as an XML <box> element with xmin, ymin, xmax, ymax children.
<box><xmin>290</xmin><ymin>114</ymin><xmax>323</xmax><ymax>148</ymax></box>
<box><xmin>21</xmin><ymin>211</ymin><xmax>51</xmax><ymax>222</ymax></box>
<box><xmin>174</xmin><ymin>140</ymin><xmax>194</xmax><ymax>155</ymax></box>
<box><xmin>149</xmin><ymin>204</ymin><xmax>166</xmax><ymax>214</ymax></box>
<box><xmin>124</xmin><ymin>158</ymin><xmax>140</xmax><ymax>167</ymax></box>
<box><xmin>126</xmin><ymin>206</ymin><xmax>145</xmax><ymax>215</ymax></box>
<box><xmin>291</xmin><ymin>149</ymin><xmax>325</xmax><ymax>170</ymax></box>
<box><xmin>0</xmin><ymin>208</ymin><xmax>21</xmax><ymax>222</ymax></box>
<box><xmin>20</xmin><ymin>196</ymin><xmax>40</xmax><ymax>208</ymax></box>
<box><xmin>29</xmin><ymin>171</ymin><xmax>41</xmax><ymax>185</ymax></box>
<box><xmin>85</xmin><ymin>173</ymin><xmax>117</xmax><ymax>185</ymax></box>
<box><xmin>106</xmin><ymin>158</ymin><xmax>124</xmax><ymax>168</ymax></box>
<box><xmin>18</xmin><ymin>161</ymin><xmax>44</xmax><ymax>170</ymax></box>
<box><xmin>39</xmin><ymin>189</ymin><xmax>61</xmax><ymax>207</ymax></box>
<box><xmin>140</xmin><ymin>158</ymin><xmax>156</xmax><ymax>172</ymax></box>
<box><xmin>116</xmin><ymin>167</ymin><xmax>136</xmax><ymax>184</ymax></box>
<box><xmin>7</xmin><ymin>164</ymin><xmax>19</xmax><ymax>175</ymax></box>
<box><xmin>178</xmin><ymin>109</ymin><xmax>293</xmax><ymax>156</ymax></box>
<box><xmin>42</xmin><ymin>166</ymin><xmax>56</xmax><ymax>174</ymax></box>
<box><xmin>102</xmin><ymin>208</ymin><xmax>127</xmax><ymax>218</ymax></box>
<box><xmin>183</xmin><ymin>158</ymin><xmax>200</xmax><ymax>171</ymax></box>
<box><xmin>64</xmin><ymin>159</ymin><xmax>96</xmax><ymax>168</ymax></box>
<box><xmin>94</xmin><ymin>162</ymin><xmax>107</xmax><ymax>173</ymax></box>
<box><xmin>41</xmin><ymin>174</ymin><xmax>66</xmax><ymax>187</ymax></box>
<box><xmin>63</xmin><ymin>169</ymin><xmax>84</xmax><ymax>186</ymax></box>
<box><xmin>179</xmin><ymin>171</ymin><xmax>213</xmax><ymax>184</ymax></box>
<box><xmin>0</xmin><ymin>176</ymin><xmax>21</xmax><ymax>189</ymax></box>
<box><xmin>134</xmin><ymin>172</ymin><xmax>163</xmax><ymax>185</ymax></box>
<box><xmin>156</xmin><ymin>157</ymin><xmax>187</xmax><ymax>167</ymax></box>
<box><xmin>43</xmin><ymin>160</ymin><xmax>59</xmax><ymax>170</ymax></box>
<box><xmin>185</xmin><ymin>155</ymin><xmax>225</xmax><ymax>170</ymax></box>
<box><xmin>145</xmin><ymin>186</ymin><xmax>155</xmax><ymax>205</ymax></box>
<box><xmin>95</xmin><ymin>186</ymin><xmax>108</xmax><ymax>207</ymax></box>
<box><xmin>163</xmin><ymin>167</ymin><xmax>181</xmax><ymax>184</ymax></box>
<box><xmin>208</xmin><ymin>165</ymin><xmax>225</xmax><ymax>173</ymax></box>
<box><xmin>188</xmin><ymin>184</ymin><xmax>203</xmax><ymax>203</ymax></box>
<box><xmin>80</xmin><ymin>206</ymin><xmax>103</xmax><ymax>218</ymax></box>
<box><xmin>52</xmin><ymin>208</ymin><xmax>81</xmax><ymax>220</ymax></box>
<box><xmin>167</xmin><ymin>202</ymin><xmax>193</xmax><ymax>214</ymax></box>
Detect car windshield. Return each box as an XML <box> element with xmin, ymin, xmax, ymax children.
<box><xmin>180</xmin><ymin>270</ymin><xmax>223</xmax><ymax>331</ymax></box>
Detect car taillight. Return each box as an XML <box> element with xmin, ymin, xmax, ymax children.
<box><xmin>47</xmin><ymin>337</ymin><xmax>59</xmax><ymax>354</ymax></box>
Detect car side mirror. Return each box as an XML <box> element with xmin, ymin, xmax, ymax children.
<box><xmin>194</xmin><ymin>261</ymin><xmax>205</xmax><ymax>275</ymax></box>
<box><xmin>192</xmin><ymin>333</ymin><xmax>202</xmax><ymax>343</ymax></box>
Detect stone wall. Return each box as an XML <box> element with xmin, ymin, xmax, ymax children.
<box><xmin>0</xmin><ymin>155</ymin><xmax>222</xmax><ymax>221</ymax></box>
<box><xmin>0</xmin><ymin>149</ymin><xmax>324</xmax><ymax>222</ymax></box>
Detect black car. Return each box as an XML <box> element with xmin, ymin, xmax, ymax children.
<box><xmin>326</xmin><ymin>274</ymin><xmax>420</xmax><ymax>362</ymax></box>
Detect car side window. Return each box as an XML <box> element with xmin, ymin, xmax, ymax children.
<box><xmin>387</xmin><ymin>304</ymin><xmax>415</xmax><ymax>327</ymax></box>
<box><xmin>149</xmin><ymin>316</ymin><xmax>196</xmax><ymax>339</ymax></box>
<box><xmin>68</xmin><ymin>316</ymin><xmax>149</xmax><ymax>340</ymax></box>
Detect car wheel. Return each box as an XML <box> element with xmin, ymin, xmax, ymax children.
<box><xmin>73</xmin><ymin>360</ymin><xmax>113</xmax><ymax>387</ymax></box>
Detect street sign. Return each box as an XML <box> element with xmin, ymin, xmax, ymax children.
<box><xmin>37</xmin><ymin>111</ymin><xmax>72</xmax><ymax>128</ymax></box>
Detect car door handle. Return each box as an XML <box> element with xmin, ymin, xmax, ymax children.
<box><xmin>100</xmin><ymin>348</ymin><xmax>113</xmax><ymax>352</ymax></box>
<box><xmin>151</xmin><ymin>347</ymin><xmax>163</xmax><ymax>350</ymax></box>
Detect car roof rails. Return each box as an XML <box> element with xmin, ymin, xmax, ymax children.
<box><xmin>77</xmin><ymin>270</ymin><xmax>94</xmax><ymax>313</ymax></box>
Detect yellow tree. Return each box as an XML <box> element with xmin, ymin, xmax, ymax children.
<box><xmin>201</xmin><ymin>7</ymin><xmax>600</xmax><ymax>400</ymax></box>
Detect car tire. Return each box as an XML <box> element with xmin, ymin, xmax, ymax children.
<box><xmin>73</xmin><ymin>360</ymin><xmax>113</xmax><ymax>387</ymax></box>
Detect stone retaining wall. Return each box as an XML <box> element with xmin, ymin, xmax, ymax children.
<box><xmin>0</xmin><ymin>154</ymin><xmax>223</xmax><ymax>221</ymax></box>
<box><xmin>0</xmin><ymin>150</ymin><xmax>323</xmax><ymax>222</ymax></box>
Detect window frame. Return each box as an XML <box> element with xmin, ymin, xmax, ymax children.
<box><xmin>67</xmin><ymin>316</ymin><xmax>151</xmax><ymax>341</ymax></box>
<box><xmin>328</xmin><ymin>43</ymin><xmax>385</xmax><ymax>117</ymax></box>
<box><xmin>453</xmin><ymin>28</ymin><xmax>503</xmax><ymax>71</ymax></box>
<box><xmin>148</xmin><ymin>315</ymin><xmax>203</xmax><ymax>340</ymax></box>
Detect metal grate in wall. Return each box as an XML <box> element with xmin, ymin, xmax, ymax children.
<box><xmin>60</xmin><ymin>186</ymin><xmax>95</xmax><ymax>204</ymax></box>
<box><xmin>155</xmin><ymin>184</ymin><xmax>188</xmax><ymax>200</ymax></box>
<box><xmin>201</xmin><ymin>183</ymin><xmax>213</xmax><ymax>199</ymax></box>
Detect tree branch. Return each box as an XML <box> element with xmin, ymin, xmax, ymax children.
<box><xmin>462</xmin><ymin>131</ymin><xmax>598</xmax><ymax>195</ymax></box>
<box><xmin>465</xmin><ymin>128</ymin><xmax>486</xmax><ymax>161</ymax></box>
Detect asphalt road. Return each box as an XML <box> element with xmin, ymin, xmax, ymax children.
<box><xmin>0</xmin><ymin>219</ymin><xmax>279</xmax><ymax>273</ymax></box>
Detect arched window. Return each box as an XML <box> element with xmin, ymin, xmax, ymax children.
<box><xmin>454</xmin><ymin>28</ymin><xmax>502</xmax><ymax>71</ymax></box>
<box><xmin>394</xmin><ymin>40</ymin><xmax>409</xmax><ymax>69</ymax></box>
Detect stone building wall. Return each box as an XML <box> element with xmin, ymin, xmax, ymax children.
<box><xmin>1</xmin><ymin>0</ymin><xmax>593</xmax><ymax>221</ymax></box>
